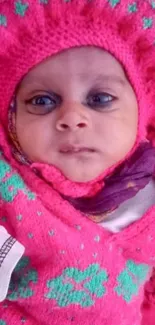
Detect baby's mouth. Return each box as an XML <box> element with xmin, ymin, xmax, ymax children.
<box><xmin>59</xmin><ymin>144</ymin><xmax>96</xmax><ymax>155</ymax></box>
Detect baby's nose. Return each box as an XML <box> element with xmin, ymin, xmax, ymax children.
<box><xmin>56</xmin><ymin>111</ymin><xmax>89</xmax><ymax>132</ymax></box>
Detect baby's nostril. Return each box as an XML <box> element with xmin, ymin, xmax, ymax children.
<box><xmin>61</xmin><ymin>124</ymin><xmax>68</xmax><ymax>129</ymax></box>
<box><xmin>78</xmin><ymin>122</ymin><xmax>86</xmax><ymax>128</ymax></box>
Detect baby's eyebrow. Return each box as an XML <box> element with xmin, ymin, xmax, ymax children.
<box><xmin>17</xmin><ymin>79</ymin><xmax>48</xmax><ymax>94</ymax></box>
<box><xmin>18</xmin><ymin>74</ymin><xmax>126</xmax><ymax>94</ymax></box>
<box><xmin>93</xmin><ymin>75</ymin><xmax>126</xmax><ymax>87</ymax></box>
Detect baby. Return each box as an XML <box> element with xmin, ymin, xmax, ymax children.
<box><xmin>0</xmin><ymin>0</ymin><xmax>155</xmax><ymax>324</ymax></box>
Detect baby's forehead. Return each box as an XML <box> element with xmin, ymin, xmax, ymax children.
<box><xmin>18</xmin><ymin>47</ymin><xmax>127</xmax><ymax>90</ymax></box>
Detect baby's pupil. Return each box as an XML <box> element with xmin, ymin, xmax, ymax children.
<box><xmin>92</xmin><ymin>94</ymin><xmax>108</xmax><ymax>103</ymax></box>
<box><xmin>36</xmin><ymin>96</ymin><xmax>51</xmax><ymax>105</ymax></box>
<box><xmin>93</xmin><ymin>95</ymin><xmax>101</xmax><ymax>102</ymax></box>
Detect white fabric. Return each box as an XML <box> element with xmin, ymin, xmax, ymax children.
<box><xmin>101</xmin><ymin>180</ymin><xmax>155</xmax><ymax>233</ymax></box>
<box><xmin>0</xmin><ymin>226</ymin><xmax>25</xmax><ymax>302</ymax></box>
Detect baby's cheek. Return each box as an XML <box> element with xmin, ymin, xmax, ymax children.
<box><xmin>100</xmin><ymin>118</ymin><xmax>135</xmax><ymax>162</ymax></box>
<box><xmin>16</xmin><ymin>118</ymin><xmax>36</xmax><ymax>156</ymax></box>
<box><xmin>23</xmin><ymin>122</ymin><xmax>53</xmax><ymax>160</ymax></box>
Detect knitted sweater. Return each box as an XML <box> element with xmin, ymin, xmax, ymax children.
<box><xmin>0</xmin><ymin>151</ymin><xmax>155</xmax><ymax>325</ymax></box>
<box><xmin>0</xmin><ymin>1</ymin><xmax>155</xmax><ymax>324</ymax></box>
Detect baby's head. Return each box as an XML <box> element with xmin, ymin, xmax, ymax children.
<box><xmin>15</xmin><ymin>47</ymin><xmax>138</xmax><ymax>182</ymax></box>
<box><xmin>0</xmin><ymin>0</ymin><xmax>154</xmax><ymax>185</ymax></box>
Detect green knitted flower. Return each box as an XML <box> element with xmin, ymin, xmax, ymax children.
<box><xmin>45</xmin><ymin>263</ymin><xmax>108</xmax><ymax>307</ymax></box>
<box><xmin>7</xmin><ymin>257</ymin><xmax>38</xmax><ymax>301</ymax></box>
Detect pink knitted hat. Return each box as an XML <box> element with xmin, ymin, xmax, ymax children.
<box><xmin>0</xmin><ymin>0</ymin><xmax>155</xmax><ymax>154</ymax></box>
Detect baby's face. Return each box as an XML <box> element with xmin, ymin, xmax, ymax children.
<box><xmin>16</xmin><ymin>47</ymin><xmax>138</xmax><ymax>182</ymax></box>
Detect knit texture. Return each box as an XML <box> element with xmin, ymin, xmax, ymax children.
<box><xmin>0</xmin><ymin>0</ymin><xmax>155</xmax><ymax>324</ymax></box>
<box><xmin>0</xmin><ymin>0</ymin><xmax>155</xmax><ymax>150</ymax></box>
<box><xmin>0</xmin><ymin>150</ymin><xmax>155</xmax><ymax>325</ymax></box>
<box><xmin>0</xmin><ymin>0</ymin><xmax>155</xmax><ymax>204</ymax></box>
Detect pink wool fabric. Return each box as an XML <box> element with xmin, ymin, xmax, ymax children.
<box><xmin>0</xmin><ymin>0</ymin><xmax>155</xmax><ymax>324</ymax></box>
<box><xmin>0</xmin><ymin>153</ymin><xmax>155</xmax><ymax>325</ymax></box>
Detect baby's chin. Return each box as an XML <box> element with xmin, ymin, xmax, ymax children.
<box><xmin>28</xmin><ymin>153</ymin><xmax>105</xmax><ymax>183</ymax></box>
<box><xmin>64</xmin><ymin>173</ymin><xmax>95</xmax><ymax>183</ymax></box>
<box><xmin>61</xmin><ymin>166</ymin><xmax>103</xmax><ymax>183</ymax></box>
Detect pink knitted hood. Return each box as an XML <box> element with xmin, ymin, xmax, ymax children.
<box><xmin>0</xmin><ymin>3</ymin><xmax>155</xmax><ymax>325</ymax></box>
<box><xmin>0</xmin><ymin>0</ymin><xmax>155</xmax><ymax>149</ymax></box>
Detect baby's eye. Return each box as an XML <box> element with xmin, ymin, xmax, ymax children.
<box><xmin>26</xmin><ymin>94</ymin><xmax>61</xmax><ymax>115</ymax></box>
<box><xmin>87</xmin><ymin>93</ymin><xmax>116</xmax><ymax>109</ymax></box>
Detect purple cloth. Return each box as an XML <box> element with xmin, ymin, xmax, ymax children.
<box><xmin>66</xmin><ymin>142</ymin><xmax>155</xmax><ymax>215</ymax></box>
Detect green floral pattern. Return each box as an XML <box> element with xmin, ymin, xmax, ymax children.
<box><xmin>0</xmin><ymin>157</ymin><xmax>35</xmax><ymax>202</ymax></box>
<box><xmin>114</xmin><ymin>260</ymin><xmax>149</xmax><ymax>302</ymax></box>
<box><xmin>45</xmin><ymin>263</ymin><xmax>108</xmax><ymax>307</ymax></box>
<box><xmin>15</xmin><ymin>1</ymin><xmax>29</xmax><ymax>17</ymax></box>
<box><xmin>7</xmin><ymin>257</ymin><xmax>38</xmax><ymax>301</ymax></box>
<box><xmin>0</xmin><ymin>0</ymin><xmax>154</xmax><ymax>32</ymax></box>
